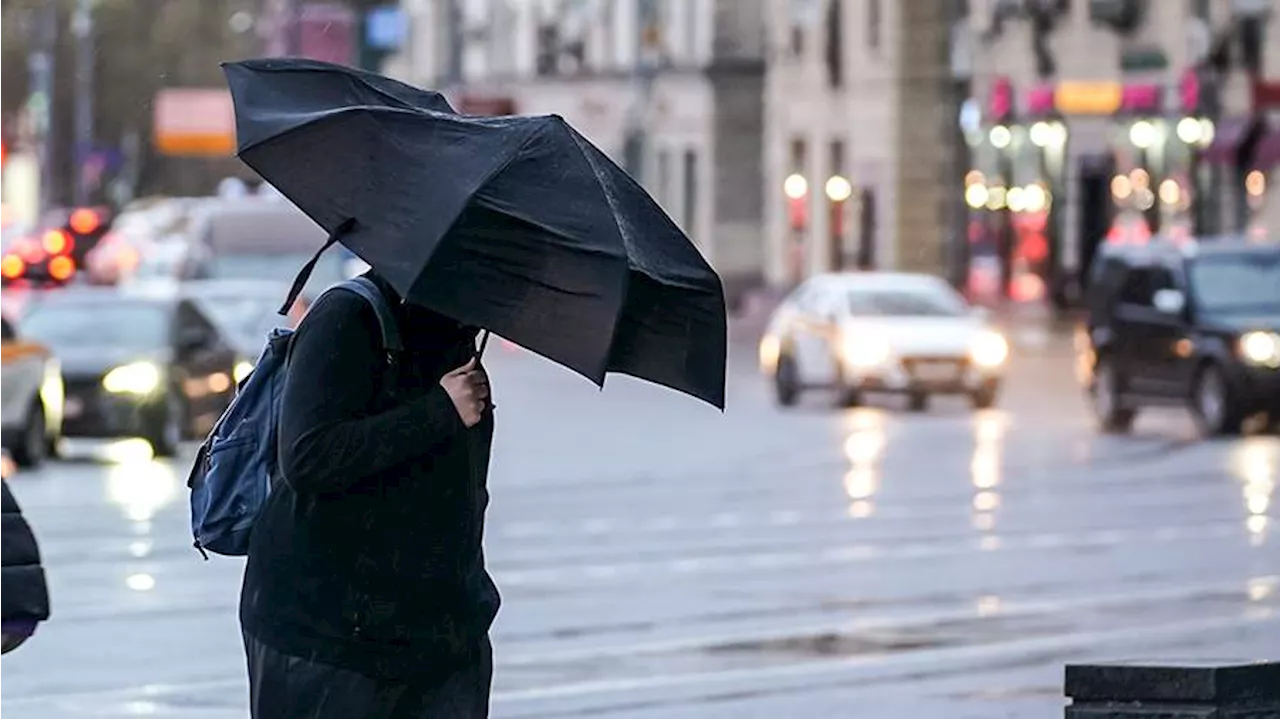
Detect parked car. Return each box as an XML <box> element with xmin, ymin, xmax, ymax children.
<box><xmin>759</xmin><ymin>272</ymin><xmax>1009</xmax><ymax>410</ymax></box>
<box><xmin>18</xmin><ymin>287</ymin><xmax>239</xmax><ymax>456</ymax></box>
<box><xmin>1078</xmin><ymin>238</ymin><xmax>1280</xmax><ymax>436</ymax></box>
<box><xmin>0</xmin><ymin>315</ymin><xmax>63</xmax><ymax>467</ymax></box>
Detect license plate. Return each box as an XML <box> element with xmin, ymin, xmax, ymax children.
<box><xmin>63</xmin><ymin>397</ymin><xmax>84</xmax><ymax>418</ymax></box>
<box><xmin>913</xmin><ymin>362</ymin><xmax>959</xmax><ymax>382</ymax></box>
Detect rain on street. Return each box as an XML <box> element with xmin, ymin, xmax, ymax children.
<box><xmin>3</xmin><ymin>335</ymin><xmax>1277</xmax><ymax>718</ymax></box>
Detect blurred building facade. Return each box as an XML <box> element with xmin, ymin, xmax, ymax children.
<box><xmin>762</xmin><ymin>0</ymin><xmax>958</xmax><ymax>288</ymax></box>
<box><xmin>386</xmin><ymin>0</ymin><xmax>769</xmax><ymax>305</ymax></box>
<box><xmin>956</xmin><ymin>0</ymin><xmax>1280</xmax><ymax>306</ymax></box>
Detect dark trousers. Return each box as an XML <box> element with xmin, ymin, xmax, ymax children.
<box><xmin>243</xmin><ymin>631</ymin><xmax>493</xmax><ymax>719</ymax></box>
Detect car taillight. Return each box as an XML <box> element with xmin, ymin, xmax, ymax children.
<box><xmin>42</xmin><ymin>228</ymin><xmax>74</xmax><ymax>255</ymax></box>
<box><xmin>0</xmin><ymin>254</ymin><xmax>24</xmax><ymax>279</ymax></box>
<box><xmin>48</xmin><ymin>255</ymin><xmax>75</xmax><ymax>281</ymax></box>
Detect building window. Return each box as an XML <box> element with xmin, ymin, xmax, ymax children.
<box><xmin>683</xmin><ymin>149</ymin><xmax>698</xmax><ymax>233</ymax></box>
<box><xmin>825</xmin><ymin>0</ymin><xmax>844</xmax><ymax>88</ymax></box>
<box><xmin>867</xmin><ymin>0</ymin><xmax>881</xmax><ymax>51</ymax></box>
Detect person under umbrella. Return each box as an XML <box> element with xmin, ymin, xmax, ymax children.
<box><xmin>240</xmin><ymin>269</ymin><xmax>496</xmax><ymax>718</ymax></box>
<box><xmin>0</xmin><ymin>447</ymin><xmax>50</xmax><ymax>655</ymax></box>
<box><xmin>225</xmin><ymin>58</ymin><xmax>727</xmax><ymax>719</ymax></box>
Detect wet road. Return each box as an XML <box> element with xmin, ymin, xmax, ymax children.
<box><xmin>3</xmin><ymin>340</ymin><xmax>1277</xmax><ymax>718</ymax></box>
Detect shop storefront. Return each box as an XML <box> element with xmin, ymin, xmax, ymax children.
<box><xmin>959</xmin><ymin>70</ymin><xmax>1226</xmax><ymax>306</ymax></box>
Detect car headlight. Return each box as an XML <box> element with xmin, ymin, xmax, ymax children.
<box><xmin>970</xmin><ymin>331</ymin><xmax>1010</xmax><ymax>368</ymax></box>
<box><xmin>233</xmin><ymin>360</ymin><xmax>255</xmax><ymax>384</ymax></box>
<box><xmin>102</xmin><ymin>362</ymin><xmax>162</xmax><ymax>395</ymax></box>
<box><xmin>1240</xmin><ymin>331</ymin><xmax>1280</xmax><ymax>368</ymax></box>
<box><xmin>842</xmin><ymin>334</ymin><xmax>891</xmax><ymax>369</ymax></box>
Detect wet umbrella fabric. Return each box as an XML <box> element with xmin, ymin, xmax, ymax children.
<box><xmin>223</xmin><ymin>58</ymin><xmax>726</xmax><ymax>409</ymax></box>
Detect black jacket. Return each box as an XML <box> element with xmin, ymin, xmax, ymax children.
<box><xmin>2</xmin><ymin>480</ymin><xmax>51</xmax><ymax>631</ymax></box>
<box><xmin>240</xmin><ymin>274</ymin><xmax>499</xmax><ymax>680</ymax></box>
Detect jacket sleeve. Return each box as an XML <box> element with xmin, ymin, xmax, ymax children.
<box><xmin>278</xmin><ymin>291</ymin><xmax>464</xmax><ymax>494</ymax></box>
<box><xmin>2</xmin><ymin>480</ymin><xmax>50</xmax><ymax>624</ymax></box>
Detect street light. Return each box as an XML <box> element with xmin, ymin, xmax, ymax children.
<box><xmin>1129</xmin><ymin>120</ymin><xmax>1157</xmax><ymax>149</ymax></box>
<box><xmin>1176</xmin><ymin>117</ymin><xmax>1203</xmax><ymax>144</ymax></box>
<box><xmin>1029</xmin><ymin>121</ymin><xmax>1065</xmax><ymax>148</ymax></box>
<box><xmin>824</xmin><ymin>175</ymin><xmax>853</xmax><ymax>202</ymax></box>
<box><xmin>989</xmin><ymin>125</ymin><xmax>1012</xmax><ymax>149</ymax></box>
<box><xmin>783</xmin><ymin>173</ymin><xmax>809</xmax><ymax>200</ymax></box>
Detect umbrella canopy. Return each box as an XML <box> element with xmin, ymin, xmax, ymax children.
<box><xmin>223</xmin><ymin>59</ymin><xmax>726</xmax><ymax>409</ymax></box>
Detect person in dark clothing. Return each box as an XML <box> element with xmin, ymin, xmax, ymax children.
<box><xmin>240</xmin><ymin>272</ymin><xmax>499</xmax><ymax>718</ymax></box>
<box><xmin>2</xmin><ymin>477</ymin><xmax>51</xmax><ymax>654</ymax></box>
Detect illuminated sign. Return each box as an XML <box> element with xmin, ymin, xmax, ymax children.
<box><xmin>1054</xmin><ymin>82</ymin><xmax>1122</xmax><ymax>115</ymax></box>
<box><xmin>989</xmin><ymin>77</ymin><xmax>1013</xmax><ymax>122</ymax></box>
<box><xmin>1026</xmin><ymin>84</ymin><xmax>1056</xmax><ymax>116</ymax></box>
<box><xmin>1052</xmin><ymin>81</ymin><xmax>1163</xmax><ymax>116</ymax></box>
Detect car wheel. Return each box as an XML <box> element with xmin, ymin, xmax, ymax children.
<box><xmin>907</xmin><ymin>392</ymin><xmax>930</xmax><ymax>412</ymax></box>
<box><xmin>147</xmin><ymin>393</ymin><xmax>184</xmax><ymax>458</ymax></box>
<box><xmin>1191</xmin><ymin>364</ymin><xmax>1243</xmax><ymax>437</ymax></box>
<box><xmin>775</xmin><ymin>355</ymin><xmax>800</xmax><ymax>408</ymax></box>
<box><xmin>11</xmin><ymin>401</ymin><xmax>47</xmax><ymax>469</ymax></box>
<box><xmin>970</xmin><ymin>384</ymin><xmax>999</xmax><ymax>410</ymax></box>
<box><xmin>1093</xmin><ymin>358</ymin><xmax>1136</xmax><ymax>434</ymax></box>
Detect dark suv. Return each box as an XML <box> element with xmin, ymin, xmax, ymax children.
<box><xmin>1078</xmin><ymin>240</ymin><xmax>1280</xmax><ymax>436</ymax></box>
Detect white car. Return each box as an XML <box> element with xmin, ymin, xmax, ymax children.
<box><xmin>759</xmin><ymin>272</ymin><xmax>1010</xmax><ymax>410</ymax></box>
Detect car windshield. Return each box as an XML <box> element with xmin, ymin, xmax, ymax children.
<box><xmin>848</xmin><ymin>286</ymin><xmax>969</xmax><ymax>317</ymax></box>
<box><xmin>22</xmin><ymin>300</ymin><xmax>169</xmax><ymax>350</ymax></box>
<box><xmin>1190</xmin><ymin>252</ymin><xmax>1280</xmax><ymax>312</ymax></box>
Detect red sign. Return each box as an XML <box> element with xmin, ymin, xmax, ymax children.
<box><xmin>1119</xmin><ymin>83</ymin><xmax>1161</xmax><ymax>113</ymax></box>
<box><xmin>152</xmin><ymin>88</ymin><xmax>235</xmax><ymax>156</ymax></box>
<box><xmin>1179</xmin><ymin>70</ymin><xmax>1200</xmax><ymax>114</ymax></box>
<box><xmin>1026</xmin><ymin>84</ymin><xmax>1056</xmax><ymax>116</ymax></box>
<box><xmin>990</xmin><ymin>77</ymin><xmax>1013</xmax><ymax>122</ymax></box>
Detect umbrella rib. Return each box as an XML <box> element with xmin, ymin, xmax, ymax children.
<box><xmin>561</xmin><ymin>123</ymin><xmax>636</xmax><ymax>375</ymax></box>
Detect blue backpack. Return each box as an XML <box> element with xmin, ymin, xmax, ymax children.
<box><xmin>187</xmin><ymin>276</ymin><xmax>402</xmax><ymax>558</ymax></box>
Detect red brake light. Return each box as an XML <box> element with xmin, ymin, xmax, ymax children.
<box><xmin>48</xmin><ymin>255</ymin><xmax>75</xmax><ymax>281</ymax></box>
<box><xmin>1</xmin><ymin>254</ymin><xmax>25</xmax><ymax>279</ymax></box>
<box><xmin>42</xmin><ymin>229</ymin><xmax>74</xmax><ymax>255</ymax></box>
<box><xmin>69</xmin><ymin>208</ymin><xmax>102</xmax><ymax>235</ymax></box>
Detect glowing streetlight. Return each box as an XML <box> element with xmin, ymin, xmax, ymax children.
<box><xmin>1022</xmin><ymin>184</ymin><xmax>1048</xmax><ymax>213</ymax></box>
<box><xmin>1029</xmin><ymin>121</ymin><xmax>1064</xmax><ymax>148</ymax></box>
<box><xmin>1158</xmin><ymin>179</ymin><xmax>1181</xmax><ymax>205</ymax></box>
<box><xmin>783</xmin><ymin>173</ymin><xmax>809</xmax><ymax>200</ymax></box>
<box><xmin>965</xmin><ymin>184</ymin><xmax>989</xmax><ymax>209</ymax></box>
<box><xmin>1129</xmin><ymin>120</ymin><xmax>1157</xmax><ymax>149</ymax></box>
<box><xmin>1176</xmin><ymin>117</ymin><xmax>1203</xmax><ymax>145</ymax></box>
<box><xmin>989</xmin><ymin>125</ymin><xmax>1012</xmax><ymax>149</ymax></box>
<box><xmin>824</xmin><ymin>175</ymin><xmax>853</xmax><ymax>202</ymax></box>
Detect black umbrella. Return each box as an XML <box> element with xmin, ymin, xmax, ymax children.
<box><xmin>223</xmin><ymin>59</ymin><xmax>726</xmax><ymax>409</ymax></box>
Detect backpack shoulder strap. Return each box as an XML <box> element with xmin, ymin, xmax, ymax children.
<box><xmin>332</xmin><ymin>277</ymin><xmax>404</xmax><ymax>354</ymax></box>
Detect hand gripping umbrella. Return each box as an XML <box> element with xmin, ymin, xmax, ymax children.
<box><xmin>223</xmin><ymin>59</ymin><xmax>726</xmax><ymax>409</ymax></box>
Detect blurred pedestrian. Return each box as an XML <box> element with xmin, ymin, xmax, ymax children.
<box><xmin>239</xmin><ymin>271</ymin><xmax>498</xmax><ymax>718</ymax></box>
<box><xmin>2</xmin><ymin>474</ymin><xmax>51</xmax><ymax>655</ymax></box>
